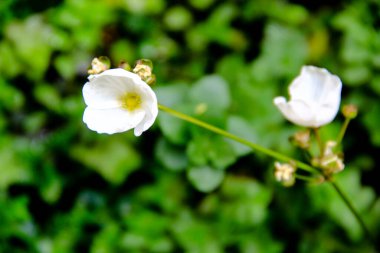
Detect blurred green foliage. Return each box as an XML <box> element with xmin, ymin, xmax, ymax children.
<box><xmin>1</xmin><ymin>0</ymin><xmax>380</xmax><ymax>252</ymax></box>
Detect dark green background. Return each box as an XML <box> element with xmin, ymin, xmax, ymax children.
<box><xmin>1</xmin><ymin>0</ymin><xmax>379</xmax><ymax>252</ymax></box>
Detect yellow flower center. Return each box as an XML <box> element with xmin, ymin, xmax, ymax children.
<box><xmin>121</xmin><ymin>93</ymin><xmax>141</xmax><ymax>111</ymax></box>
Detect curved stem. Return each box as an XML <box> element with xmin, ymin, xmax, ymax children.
<box><xmin>336</xmin><ymin>117</ymin><xmax>351</xmax><ymax>147</ymax></box>
<box><xmin>158</xmin><ymin>104</ymin><xmax>318</xmax><ymax>174</ymax></box>
<box><xmin>330</xmin><ymin>181</ymin><xmax>372</xmax><ymax>241</ymax></box>
<box><xmin>295</xmin><ymin>174</ymin><xmax>323</xmax><ymax>183</ymax></box>
<box><xmin>158</xmin><ymin>104</ymin><xmax>372</xmax><ymax>240</ymax></box>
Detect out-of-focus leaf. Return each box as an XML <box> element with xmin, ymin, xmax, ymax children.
<box><xmin>308</xmin><ymin>169</ymin><xmax>376</xmax><ymax>240</ymax></box>
<box><xmin>188</xmin><ymin>0</ymin><xmax>215</xmax><ymax>10</ymax></box>
<box><xmin>187</xmin><ymin>166</ymin><xmax>225</xmax><ymax>192</ymax></box>
<box><xmin>0</xmin><ymin>137</ymin><xmax>32</xmax><ymax>190</ymax></box>
<box><xmin>164</xmin><ymin>6</ymin><xmax>193</xmax><ymax>31</ymax></box>
<box><xmin>171</xmin><ymin>210</ymin><xmax>223</xmax><ymax>252</ymax></box>
<box><xmin>251</xmin><ymin>22</ymin><xmax>308</xmax><ymax>81</ymax></box>
<box><xmin>123</xmin><ymin>0</ymin><xmax>166</xmax><ymax>14</ymax></box>
<box><xmin>189</xmin><ymin>75</ymin><xmax>231</xmax><ymax>116</ymax></box>
<box><xmin>220</xmin><ymin>175</ymin><xmax>272</xmax><ymax>226</ymax></box>
<box><xmin>33</xmin><ymin>84</ymin><xmax>62</xmax><ymax>113</ymax></box>
<box><xmin>0</xmin><ymin>78</ymin><xmax>25</xmax><ymax>110</ymax></box>
<box><xmin>155</xmin><ymin>138</ymin><xmax>188</xmax><ymax>171</ymax></box>
<box><xmin>187</xmin><ymin>133</ymin><xmax>237</xmax><ymax>170</ymax></box>
<box><xmin>70</xmin><ymin>137</ymin><xmax>141</xmax><ymax>184</ymax></box>
<box><xmin>0</xmin><ymin>41</ymin><xmax>22</xmax><ymax>77</ymax></box>
<box><xmin>5</xmin><ymin>15</ymin><xmax>61</xmax><ymax>79</ymax></box>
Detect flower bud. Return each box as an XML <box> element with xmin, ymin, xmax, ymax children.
<box><xmin>274</xmin><ymin>162</ymin><xmax>296</xmax><ymax>187</ymax></box>
<box><xmin>133</xmin><ymin>59</ymin><xmax>155</xmax><ymax>85</ymax></box>
<box><xmin>118</xmin><ymin>60</ymin><xmax>132</xmax><ymax>71</ymax></box>
<box><xmin>290</xmin><ymin>130</ymin><xmax>310</xmax><ymax>149</ymax></box>
<box><xmin>314</xmin><ymin>141</ymin><xmax>345</xmax><ymax>175</ymax></box>
<box><xmin>320</xmin><ymin>154</ymin><xmax>345</xmax><ymax>174</ymax></box>
<box><xmin>342</xmin><ymin>104</ymin><xmax>358</xmax><ymax>119</ymax></box>
<box><xmin>88</xmin><ymin>56</ymin><xmax>110</xmax><ymax>74</ymax></box>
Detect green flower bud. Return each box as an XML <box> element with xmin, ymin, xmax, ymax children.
<box><xmin>118</xmin><ymin>60</ymin><xmax>132</xmax><ymax>71</ymax></box>
<box><xmin>342</xmin><ymin>104</ymin><xmax>358</xmax><ymax>119</ymax></box>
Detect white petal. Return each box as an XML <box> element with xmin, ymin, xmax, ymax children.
<box><xmin>83</xmin><ymin>107</ymin><xmax>145</xmax><ymax>134</ymax></box>
<box><xmin>289</xmin><ymin>66</ymin><xmax>340</xmax><ymax>103</ymax></box>
<box><xmin>83</xmin><ymin>68</ymin><xmax>148</xmax><ymax>109</ymax></box>
<box><xmin>133</xmin><ymin>84</ymin><xmax>158</xmax><ymax>136</ymax></box>
<box><xmin>274</xmin><ymin>97</ymin><xmax>318</xmax><ymax>127</ymax></box>
<box><xmin>314</xmin><ymin>104</ymin><xmax>340</xmax><ymax>127</ymax></box>
<box><xmin>275</xmin><ymin>66</ymin><xmax>342</xmax><ymax>127</ymax></box>
<box><xmin>92</xmin><ymin>68</ymin><xmax>143</xmax><ymax>80</ymax></box>
<box><xmin>82</xmin><ymin>81</ymin><xmax>123</xmax><ymax>109</ymax></box>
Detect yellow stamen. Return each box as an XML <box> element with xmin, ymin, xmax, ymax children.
<box><xmin>121</xmin><ymin>93</ymin><xmax>141</xmax><ymax>111</ymax></box>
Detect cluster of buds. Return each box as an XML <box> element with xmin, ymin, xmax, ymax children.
<box><xmin>88</xmin><ymin>56</ymin><xmax>111</xmax><ymax>75</ymax></box>
<box><xmin>274</xmin><ymin>162</ymin><xmax>296</xmax><ymax>187</ymax></box>
<box><xmin>312</xmin><ymin>141</ymin><xmax>345</xmax><ymax>177</ymax></box>
<box><xmin>88</xmin><ymin>57</ymin><xmax>156</xmax><ymax>86</ymax></box>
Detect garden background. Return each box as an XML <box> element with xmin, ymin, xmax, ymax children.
<box><xmin>1</xmin><ymin>0</ymin><xmax>380</xmax><ymax>252</ymax></box>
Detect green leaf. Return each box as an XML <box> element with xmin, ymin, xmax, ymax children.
<box><xmin>219</xmin><ymin>176</ymin><xmax>272</xmax><ymax>226</ymax></box>
<box><xmin>70</xmin><ymin>137</ymin><xmax>141</xmax><ymax>185</ymax></box>
<box><xmin>0</xmin><ymin>41</ymin><xmax>22</xmax><ymax>77</ymax></box>
<box><xmin>187</xmin><ymin>133</ymin><xmax>237</xmax><ymax>170</ymax></box>
<box><xmin>189</xmin><ymin>75</ymin><xmax>231</xmax><ymax>114</ymax></box>
<box><xmin>164</xmin><ymin>6</ymin><xmax>193</xmax><ymax>31</ymax></box>
<box><xmin>187</xmin><ymin>166</ymin><xmax>225</xmax><ymax>192</ymax></box>
<box><xmin>33</xmin><ymin>84</ymin><xmax>62</xmax><ymax>113</ymax></box>
<box><xmin>250</xmin><ymin>22</ymin><xmax>307</xmax><ymax>81</ymax></box>
<box><xmin>0</xmin><ymin>78</ymin><xmax>25</xmax><ymax>110</ymax></box>
<box><xmin>171</xmin><ymin>210</ymin><xmax>223</xmax><ymax>252</ymax></box>
<box><xmin>0</xmin><ymin>137</ymin><xmax>32</xmax><ymax>190</ymax></box>
<box><xmin>123</xmin><ymin>0</ymin><xmax>166</xmax><ymax>14</ymax></box>
<box><xmin>5</xmin><ymin>15</ymin><xmax>56</xmax><ymax>79</ymax></box>
<box><xmin>155</xmin><ymin>138</ymin><xmax>188</xmax><ymax>171</ymax></box>
<box><xmin>208</xmin><ymin>136</ymin><xmax>237</xmax><ymax>170</ymax></box>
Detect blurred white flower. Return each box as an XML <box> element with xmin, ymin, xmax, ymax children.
<box><xmin>274</xmin><ymin>162</ymin><xmax>296</xmax><ymax>187</ymax></box>
<box><xmin>274</xmin><ymin>66</ymin><xmax>342</xmax><ymax>128</ymax></box>
<box><xmin>82</xmin><ymin>68</ymin><xmax>158</xmax><ymax>136</ymax></box>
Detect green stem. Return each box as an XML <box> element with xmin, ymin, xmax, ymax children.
<box><xmin>313</xmin><ymin>128</ymin><xmax>324</xmax><ymax>156</ymax></box>
<box><xmin>158</xmin><ymin>104</ymin><xmax>318</xmax><ymax>174</ymax></box>
<box><xmin>158</xmin><ymin>104</ymin><xmax>371</xmax><ymax>240</ymax></box>
<box><xmin>330</xmin><ymin>181</ymin><xmax>372</xmax><ymax>241</ymax></box>
<box><xmin>336</xmin><ymin>117</ymin><xmax>351</xmax><ymax>147</ymax></box>
<box><xmin>295</xmin><ymin>174</ymin><xmax>322</xmax><ymax>183</ymax></box>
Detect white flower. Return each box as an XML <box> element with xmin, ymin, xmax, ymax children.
<box><xmin>82</xmin><ymin>68</ymin><xmax>158</xmax><ymax>136</ymax></box>
<box><xmin>274</xmin><ymin>162</ymin><xmax>296</xmax><ymax>187</ymax></box>
<box><xmin>274</xmin><ymin>66</ymin><xmax>342</xmax><ymax>128</ymax></box>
